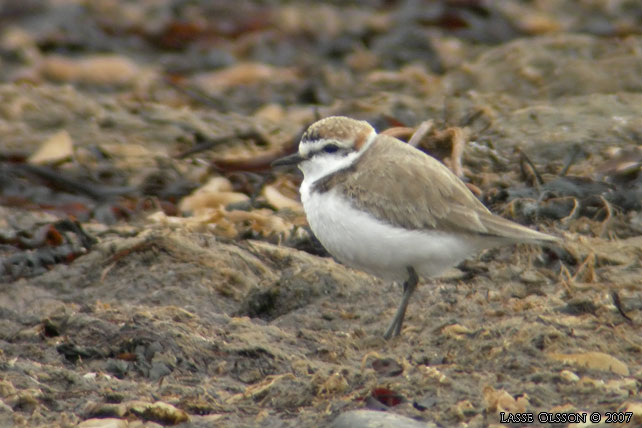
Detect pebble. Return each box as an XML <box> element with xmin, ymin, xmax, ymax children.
<box><xmin>39</xmin><ymin>55</ymin><xmax>144</xmax><ymax>86</ymax></box>
<box><xmin>547</xmin><ymin>352</ymin><xmax>629</xmax><ymax>376</ymax></box>
<box><xmin>560</xmin><ymin>369</ymin><xmax>580</xmax><ymax>383</ymax></box>
<box><xmin>77</xmin><ymin>418</ymin><xmax>128</xmax><ymax>428</ymax></box>
<box><xmin>331</xmin><ymin>410</ymin><xmax>437</xmax><ymax>428</ymax></box>
<box><xmin>28</xmin><ymin>130</ymin><xmax>73</xmax><ymax>165</ymax></box>
<box><xmin>0</xmin><ymin>400</ymin><xmax>12</xmax><ymax>414</ymax></box>
<box><xmin>77</xmin><ymin>419</ymin><xmax>164</xmax><ymax>428</ymax></box>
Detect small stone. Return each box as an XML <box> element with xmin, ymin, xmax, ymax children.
<box><xmin>84</xmin><ymin>402</ymin><xmax>127</xmax><ymax>419</ymax></box>
<box><xmin>577</xmin><ymin>377</ymin><xmax>637</xmax><ymax>398</ymax></box>
<box><xmin>560</xmin><ymin>370</ymin><xmax>580</xmax><ymax>383</ymax></box>
<box><xmin>148</xmin><ymin>361</ymin><xmax>172</xmax><ymax>381</ymax></box>
<box><xmin>483</xmin><ymin>386</ymin><xmax>528</xmax><ymax>413</ymax></box>
<box><xmin>371</xmin><ymin>358</ymin><xmax>403</xmax><ymax>377</ymax></box>
<box><xmin>519</xmin><ymin>269</ymin><xmax>546</xmax><ymax>284</ymax></box>
<box><xmin>127</xmin><ymin>401</ymin><xmax>189</xmax><ymax>425</ymax></box>
<box><xmin>39</xmin><ymin>54</ymin><xmax>143</xmax><ymax>86</ymax></box>
<box><xmin>77</xmin><ymin>418</ymin><xmax>128</xmax><ymax>428</ymax></box>
<box><xmin>28</xmin><ymin>130</ymin><xmax>73</xmax><ymax>165</ymax></box>
<box><xmin>452</xmin><ymin>400</ymin><xmax>477</xmax><ymax>419</ymax></box>
<box><xmin>441</xmin><ymin>324</ymin><xmax>474</xmax><ymax>340</ymax></box>
<box><xmin>548</xmin><ymin>352</ymin><xmax>629</xmax><ymax>376</ymax></box>
<box><xmin>0</xmin><ymin>400</ymin><xmax>12</xmax><ymax>414</ymax></box>
<box><xmin>128</xmin><ymin>421</ymin><xmax>163</xmax><ymax>428</ymax></box>
<box><xmin>331</xmin><ymin>410</ymin><xmax>437</xmax><ymax>428</ymax></box>
<box><xmin>0</xmin><ymin>380</ymin><xmax>17</xmax><ymax>398</ymax></box>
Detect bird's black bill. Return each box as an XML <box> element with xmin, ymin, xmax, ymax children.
<box><xmin>272</xmin><ymin>152</ymin><xmax>304</xmax><ymax>167</ymax></box>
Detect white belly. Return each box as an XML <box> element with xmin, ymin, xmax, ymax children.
<box><xmin>300</xmin><ymin>185</ymin><xmax>484</xmax><ymax>281</ymax></box>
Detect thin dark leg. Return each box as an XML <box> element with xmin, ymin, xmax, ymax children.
<box><xmin>383</xmin><ymin>267</ymin><xmax>418</xmax><ymax>339</ymax></box>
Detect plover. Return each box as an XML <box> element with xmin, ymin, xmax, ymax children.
<box><xmin>274</xmin><ymin>116</ymin><xmax>558</xmax><ymax>339</ymax></box>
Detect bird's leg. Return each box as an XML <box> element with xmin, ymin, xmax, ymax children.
<box><xmin>383</xmin><ymin>266</ymin><xmax>419</xmax><ymax>339</ymax></box>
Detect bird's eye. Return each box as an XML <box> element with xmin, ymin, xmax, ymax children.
<box><xmin>322</xmin><ymin>144</ymin><xmax>340</xmax><ymax>154</ymax></box>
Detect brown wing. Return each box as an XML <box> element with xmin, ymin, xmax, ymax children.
<box><xmin>322</xmin><ymin>135</ymin><xmax>557</xmax><ymax>243</ymax></box>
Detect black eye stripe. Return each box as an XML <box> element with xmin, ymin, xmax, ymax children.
<box><xmin>304</xmin><ymin>142</ymin><xmax>347</xmax><ymax>158</ymax></box>
<box><xmin>322</xmin><ymin>144</ymin><xmax>340</xmax><ymax>154</ymax></box>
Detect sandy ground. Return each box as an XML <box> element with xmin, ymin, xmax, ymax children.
<box><xmin>1</xmin><ymin>1</ymin><xmax>641</xmax><ymax>427</ymax></box>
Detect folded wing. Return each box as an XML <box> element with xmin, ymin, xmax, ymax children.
<box><xmin>333</xmin><ymin>135</ymin><xmax>557</xmax><ymax>244</ymax></box>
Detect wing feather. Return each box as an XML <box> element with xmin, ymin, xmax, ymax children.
<box><xmin>324</xmin><ymin>135</ymin><xmax>556</xmax><ymax>243</ymax></box>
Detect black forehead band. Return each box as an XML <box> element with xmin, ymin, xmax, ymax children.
<box><xmin>301</xmin><ymin>129</ymin><xmax>321</xmax><ymax>143</ymax></box>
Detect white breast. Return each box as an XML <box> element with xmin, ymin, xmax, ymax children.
<box><xmin>300</xmin><ymin>181</ymin><xmax>484</xmax><ymax>281</ymax></box>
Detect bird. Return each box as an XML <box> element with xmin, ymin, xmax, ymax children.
<box><xmin>273</xmin><ymin>116</ymin><xmax>559</xmax><ymax>339</ymax></box>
